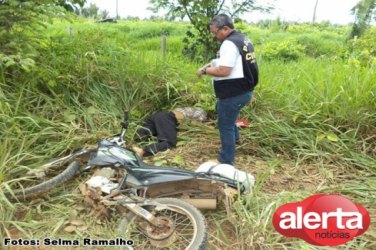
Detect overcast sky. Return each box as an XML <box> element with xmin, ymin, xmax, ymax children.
<box><xmin>85</xmin><ymin>0</ymin><xmax>360</xmax><ymax>25</ymax></box>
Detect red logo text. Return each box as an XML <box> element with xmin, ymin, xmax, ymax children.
<box><xmin>272</xmin><ymin>194</ymin><xmax>370</xmax><ymax>246</ymax></box>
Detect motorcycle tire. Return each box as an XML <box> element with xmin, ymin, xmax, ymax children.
<box><xmin>5</xmin><ymin>160</ymin><xmax>80</xmax><ymax>200</ymax></box>
<box><xmin>118</xmin><ymin>197</ymin><xmax>208</xmax><ymax>250</ymax></box>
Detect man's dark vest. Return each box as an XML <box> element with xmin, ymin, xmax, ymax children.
<box><xmin>213</xmin><ymin>31</ymin><xmax>259</xmax><ymax>99</ymax></box>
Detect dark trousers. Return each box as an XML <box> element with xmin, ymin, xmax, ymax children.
<box><xmin>134</xmin><ymin>112</ymin><xmax>178</xmax><ymax>156</ymax></box>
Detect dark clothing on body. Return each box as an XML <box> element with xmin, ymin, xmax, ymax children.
<box><xmin>134</xmin><ymin>111</ymin><xmax>178</xmax><ymax>156</ymax></box>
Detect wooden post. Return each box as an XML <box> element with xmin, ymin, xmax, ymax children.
<box><xmin>68</xmin><ymin>26</ymin><xmax>73</xmax><ymax>40</ymax></box>
<box><xmin>162</xmin><ymin>35</ymin><xmax>167</xmax><ymax>58</ymax></box>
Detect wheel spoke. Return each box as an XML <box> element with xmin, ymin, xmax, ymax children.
<box><xmin>124</xmin><ymin>203</ymin><xmax>199</xmax><ymax>249</ymax></box>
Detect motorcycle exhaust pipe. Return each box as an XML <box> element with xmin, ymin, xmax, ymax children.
<box><xmin>182</xmin><ymin>198</ymin><xmax>217</xmax><ymax>209</ymax></box>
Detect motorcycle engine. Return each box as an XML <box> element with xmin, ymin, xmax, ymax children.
<box><xmin>81</xmin><ymin>167</ymin><xmax>122</xmax><ymax>217</ymax></box>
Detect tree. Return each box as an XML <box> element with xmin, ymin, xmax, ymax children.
<box><xmin>100</xmin><ymin>9</ymin><xmax>110</xmax><ymax>19</ymax></box>
<box><xmin>61</xmin><ymin>0</ymin><xmax>86</xmax><ymax>12</ymax></box>
<box><xmin>350</xmin><ymin>0</ymin><xmax>376</xmax><ymax>38</ymax></box>
<box><xmin>80</xmin><ymin>3</ymin><xmax>100</xmax><ymax>18</ymax></box>
<box><xmin>0</xmin><ymin>0</ymin><xmax>86</xmax><ymax>76</ymax></box>
<box><xmin>149</xmin><ymin>0</ymin><xmax>272</xmax><ymax>60</ymax></box>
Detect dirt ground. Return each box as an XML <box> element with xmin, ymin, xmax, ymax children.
<box><xmin>152</xmin><ymin>124</ymin><xmax>340</xmax><ymax>195</ymax></box>
<box><xmin>4</xmin><ymin>123</ymin><xmax>374</xmax><ymax>249</ymax></box>
<box><xmin>146</xmin><ymin>124</ymin><xmax>374</xmax><ymax>249</ymax></box>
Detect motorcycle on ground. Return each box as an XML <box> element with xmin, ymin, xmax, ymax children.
<box><xmin>5</xmin><ymin>111</ymin><xmax>255</xmax><ymax>249</ymax></box>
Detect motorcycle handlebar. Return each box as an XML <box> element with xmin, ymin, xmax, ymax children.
<box><xmin>121</xmin><ymin>110</ymin><xmax>129</xmax><ymax>129</ymax></box>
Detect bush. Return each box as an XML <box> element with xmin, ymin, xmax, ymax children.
<box><xmin>297</xmin><ymin>33</ymin><xmax>346</xmax><ymax>58</ymax></box>
<box><xmin>350</xmin><ymin>26</ymin><xmax>376</xmax><ymax>64</ymax></box>
<box><xmin>261</xmin><ymin>40</ymin><xmax>305</xmax><ymax>61</ymax></box>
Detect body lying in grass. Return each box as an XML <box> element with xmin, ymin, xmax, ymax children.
<box><xmin>132</xmin><ymin>107</ymin><xmax>207</xmax><ymax>157</ymax></box>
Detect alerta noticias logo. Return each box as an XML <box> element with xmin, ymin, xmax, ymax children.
<box><xmin>272</xmin><ymin>194</ymin><xmax>371</xmax><ymax>246</ymax></box>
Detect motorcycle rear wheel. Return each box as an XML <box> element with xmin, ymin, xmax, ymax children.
<box><xmin>118</xmin><ymin>198</ymin><xmax>208</xmax><ymax>250</ymax></box>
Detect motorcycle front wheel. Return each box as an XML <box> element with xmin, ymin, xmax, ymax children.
<box><xmin>4</xmin><ymin>158</ymin><xmax>80</xmax><ymax>200</ymax></box>
<box><xmin>4</xmin><ymin>147</ymin><xmax>96</xmax><ymax>200</ymax></box>
<box><xmin>118</xmin><ymin>198</ymin><xmax>208</xmax><ymax>250</ymax></box>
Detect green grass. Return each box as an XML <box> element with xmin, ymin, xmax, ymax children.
<box><xmin>0</xmin><ymin>18</ymin><xmax>375</xmax><ymax>249</ymax></box>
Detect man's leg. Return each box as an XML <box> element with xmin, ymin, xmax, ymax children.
<box><xmin>153</xmin><ymin>112</ymin><xmax>178</xmax><ymax>150</ymax></box>
<box><xmin>143</xmin><ymin>112</ymin><xmax>178</xmax><ymax>156</ymax></box>
<box><xmin>133</xmin><ymin>117</ymin><xmax>156</xmax><ymax>142</ymax></box>
<box><xmin>217</xmin><ymin>92</ymin><xmax>252</xmax><ymax>165</ymax></box>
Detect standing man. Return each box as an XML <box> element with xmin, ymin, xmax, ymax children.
<box><xmin>196</xmin><ymin>14</ymin><xmax>259</xmax><ymax>165</ymax></box>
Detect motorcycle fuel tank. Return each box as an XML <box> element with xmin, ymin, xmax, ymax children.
<box><xmin>88</xmin><ymin>139</ymin><xmax>139</xmax><ymax>167</ymax></box>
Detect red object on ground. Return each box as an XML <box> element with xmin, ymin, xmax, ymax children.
<box><xmin>236</xmin><ymin>118</ymin><xmax>250</xmax><ymax>128</ymax></box>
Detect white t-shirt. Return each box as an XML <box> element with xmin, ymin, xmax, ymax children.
<box><xmin>212</xmin><ymin>40</ymin><xmax>243</xmax><ymax>81</ymax></box>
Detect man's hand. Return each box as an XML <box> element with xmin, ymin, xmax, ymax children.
<box><xmin>196</xmin><ymin>63</ymin><xmax>211</xmax><ymax>78</ymax></box>
<box><xmin>132</xmin><ymin>146</ymin><xmax>144</xmax><ymax>157</ymax></box>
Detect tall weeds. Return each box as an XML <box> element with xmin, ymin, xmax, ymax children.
<box><xmin>0</xmin><ymin>19</ymin><xmax>375</xmax><ymax>248</ymax></box>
